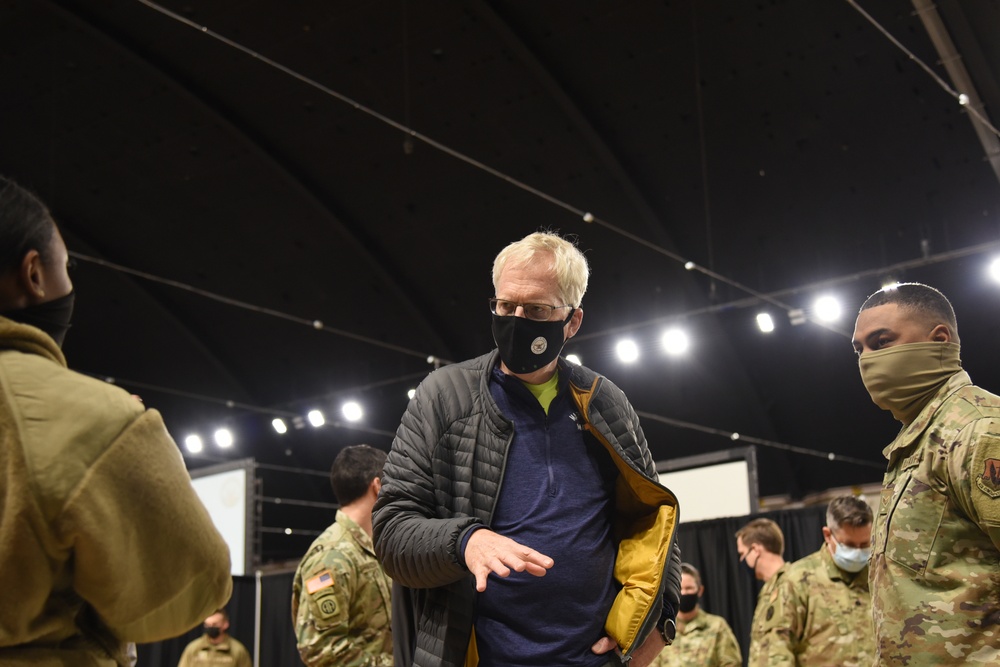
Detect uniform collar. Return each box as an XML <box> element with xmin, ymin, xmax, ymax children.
<box><xmin>336</xmin><ymin>509</ymin><xmax>375</xmax><ymax>556</ymax></box>
<box><xmin>819</xmin><ymin>542</ymin><xmax>868</xmax><ymax>586</ymax></box>
<box><xmin>679</xmin><ymin>609</ymin><xmax>709</xmax><ymax>634</ymax></box>
<box><xmin>0</xmin><ymin>315</ymin><xmax>66</xmax><ymax>367</ymax></box>
<box><xmin>883</xmin><ymin>370</ymin><xmax>971</xmax><ymax>466</ymax></box>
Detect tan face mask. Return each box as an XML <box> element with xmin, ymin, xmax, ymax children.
<box><xmin>858</xmin><ymin>342</ymin><xmax>961</xmax><ymax>424</ymax></box>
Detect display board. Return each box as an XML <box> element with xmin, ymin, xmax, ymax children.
<box><xmin>190</xmin><ymin>459</ymin><xmax>255</xmax><ymax>575</ymax></box>
<box><xmin>657</xmin><ymin>446</ymin><xmax>759</xmax><ymax>523</ymax></box>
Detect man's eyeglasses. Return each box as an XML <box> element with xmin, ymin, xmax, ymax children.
<box><xmin>489</xmin><ymin>298</ymin><xmax>572</xmax><ymax>322</ymax></box>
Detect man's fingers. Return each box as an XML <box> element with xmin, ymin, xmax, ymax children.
<box><xmin>475</xmin><ymin>569</ymin><xmax>489</xmax><ymax>592</ymax></box>
<box><xmin>517</xmin><ymin>547</ymin><xmax>554</xmax><ymax>570</ymax></box>
<box><xmin>591</xmin><ymin>636</ymin><xmax>618</xmax><ymax>655</ymax></box>
<box><xmin>523</xmin><ymin>562</ymin><xmax>549</xmax><ymax>577</ymax></box>
<box><xmin>464</xmin><ymin>530</ymin><xmax>553</xmax><ymax>588</ymax></box>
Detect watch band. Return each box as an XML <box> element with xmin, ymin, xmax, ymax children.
<box><xmin>659</xmin><ymin>618</ymin><xmax>676</xmax><ymax>645</ymax></box>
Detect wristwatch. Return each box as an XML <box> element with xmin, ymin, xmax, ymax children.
<box><xmin>658</xmin><ymin>618</ymin><xmax>676</xmax><ymax>645</ymax></box>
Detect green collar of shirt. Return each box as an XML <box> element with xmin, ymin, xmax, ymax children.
<box><xmin>521</xmin><ymin>370</ymin><xmax>560</xmax><ymax>414</ymax></box>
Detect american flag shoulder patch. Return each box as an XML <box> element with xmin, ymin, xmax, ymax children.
<box><xmin>306</xmin><ymin>570</ymin><xmax>335</xmax><ymax>594</ymax></box>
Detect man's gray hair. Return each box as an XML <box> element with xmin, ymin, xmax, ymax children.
<box><xmin>826</xmin><ymin>495</ymin><xmax>873</xmax><ymax>530</ymax></box>
<box><xmin>492</xmin><ymin>231</ymin><xmax>590</xmax><ymax>308</ymax></box>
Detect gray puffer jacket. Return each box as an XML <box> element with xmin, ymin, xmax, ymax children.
<box><xmin>373</xmin><ymin>350</ymin><xmax>682</xmax><ymax>667</ymax></box>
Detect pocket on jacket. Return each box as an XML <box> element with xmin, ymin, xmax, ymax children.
<box><xmin>882</xmin><ymin>471</ymin><xmax>947</xmax><ymax>576</ymax></box>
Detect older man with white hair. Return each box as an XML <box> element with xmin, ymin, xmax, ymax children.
<box><xmin>374</xmin><ymin>231</ymin><xmax>682</xmax><ymax>667</ymax></box>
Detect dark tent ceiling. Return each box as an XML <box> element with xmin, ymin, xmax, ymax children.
<box><xmin>3</xmin><ymin>0</ymin><xmax>1000</xmax><ymax>562</ymax></box>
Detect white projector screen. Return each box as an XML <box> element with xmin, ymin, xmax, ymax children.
<box><xmin>190</xmin><ymin>459</ymin><xmax>254</xmax><ymax>576</ymax></box>
<box><xmin>657</xmin><ymin>447</ymin><xmax>759</xmax><ymax>523</ymax></box>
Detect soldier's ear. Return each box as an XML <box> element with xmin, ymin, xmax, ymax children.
<box><xmin>929</xmin><ymin>324</ymin><xmax>951</xmax><ymax>343</ymax></box>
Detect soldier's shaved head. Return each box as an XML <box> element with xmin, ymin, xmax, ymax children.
<box><xmin>859</xmin><ymin>283</ymin><xmax>959</xmax><ymax>344</ymax></box>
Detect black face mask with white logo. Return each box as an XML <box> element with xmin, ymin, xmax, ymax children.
<box><xmin>491</xmin><ymin>309</ymin><xmax>574</xmax><ymax>375</ymax></box>
<box><xmin>2</xmin><ymin>290</ymin><xmax>75</xmax><ymax>347</ymax></box>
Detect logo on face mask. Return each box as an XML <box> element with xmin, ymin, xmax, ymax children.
<box><xmin>530</xmin><ymin>337</ymin><xmax>547</xmax><ymax>354</ymax></box>
<box><xmin>492</xmin><ymin>310</ymin><xmax>574</xmax><ymax>374</ymax></box>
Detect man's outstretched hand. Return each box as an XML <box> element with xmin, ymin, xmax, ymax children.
<box><xmin>464</xmin><ymin>529</ymin><xmax>554</xmax><ymax>592</ymax></box>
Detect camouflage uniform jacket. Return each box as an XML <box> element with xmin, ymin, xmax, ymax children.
<box><xmin>872</xmin><ymin>370</ymin><xmax>1000</xmax><ymax>665</ymax></box>
<box><xmin>177</xmin><ymin>635</ymin><xmax>252</xmax><ymax>667</ymax></box>
<box><xmin>650</xmin><ymin>608</ymin><xmax>741</xmax><ymax>667</ymax></box>
<box><xmin>753</xmin><ymin>545</ymin><xmax>872</xmax><ymax>666</ymax></box>
<box><xmin>292</xmin><ymin>510</ymin><xmax>393</xmax><ymax>667</ymax></box>
<box><xmin>747</xmin><ymin>564</ymin><xmax>788</xmax><ymax>666</ymax></box>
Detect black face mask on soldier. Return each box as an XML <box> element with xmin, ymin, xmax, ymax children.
<box><xmin>678</xmin><ymin>593</ymin><xmax>699</xmax><ymax>614</ymax></box>
<box><xmin>491</xmin><ymin>309</ymin><xmax>574</xmax><ymax>375</ymax></box>
<box><xmin>204</xmin><ymin>626</ymin><xmax>222</xmax><ymax>639</ymax></box>
<box><xmin>2</xmin><ymin>290</ymin><xmax>75</xmax><ymax>347</ymax></box>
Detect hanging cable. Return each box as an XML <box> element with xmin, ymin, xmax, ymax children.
<box><xmin>130</xmin><ymin>0</ymin><xmax>854</xmax><ymax>334</ymax></box>
<box><xmin>636</xmin><ymin>411</ymin><xmax>884</xmax><ymax>470</ymax></box>
<box><xmin>844</xmin><ymin>0</ymin><xmax>1000</xmax><ymax>138</ymax></box>
<box><xmin>69</xmin><ymin>251</ymin><xmax>450</xmax><ymax>364</ymax></box>
<box><xmin>87</xmin><ymin>372</ymin><xmax>402</xmax><ymax>439</ymax></box>
<box><xmin>692</xmin><ymin>2</ymin><xmax>717</xmax><ymax>301</ymax></box>
<box><xmin>573</xmin><ymin>238</ymin><xmax>1000</xmax><ymax>342</ymax></box>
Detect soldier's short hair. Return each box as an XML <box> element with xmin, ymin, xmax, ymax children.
<box><xmin>859</xmin><ymin>282</ymin><xmax>959</xmax><ymax>342</ymax></box>
<box><xmin>330</xmin><ymin>444</ymin><xmax>388</xmax><ymax>506</ymax></box>
<box><xmin>208</xmin><ymin>607</ymin><xmax>229</xmax><ymax>622</ymax></box>
<box><xmin>826</xmin><ymin>495</ymin><xmax>873</xmax><ymax>530</ymax></box>
<box><xmin>680</xmin><ymin>562</ymin><xmax>702</xmax><ymax>589</ymax></box>
<box><xmin>735</xmin><ymin>518</ymin><xmax>784</xmax><ymax>556</ymax></box>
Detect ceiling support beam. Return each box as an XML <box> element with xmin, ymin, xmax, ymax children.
<box><xmin>912</xmin><ymin>0</ymin><xmax>1000</xmax><ymax>185</ymax></box>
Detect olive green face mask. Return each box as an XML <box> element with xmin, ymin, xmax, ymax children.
<box><xmin>858</xmin><ymin>342</ymin><xmax>962</xmax><ymax>424</ymax></box>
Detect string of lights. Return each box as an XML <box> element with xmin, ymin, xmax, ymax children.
<box><xmin>104</xmin><ymin>0</ymin><xmax>1000</xmax><ymax>469</ymax></box>
<box><xmin>574</xmin><ymin>240</ymin><xmax>1000</xmax><ymax>343</ymax></box>
<box><xmin>75</xmin><ymin>244</ymin><xmax>1000</xmax><ymax>458</ymax></box>
<box><xmin>635</xmin><ymin>411</ymin><xmax>884</xmax><ymax>470</ymax></box>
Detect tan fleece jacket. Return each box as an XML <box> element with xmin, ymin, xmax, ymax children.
<box><xmin>0</xmin><ymin>317</ymin><xmax>232</xmax><ymax>666</ymax></box>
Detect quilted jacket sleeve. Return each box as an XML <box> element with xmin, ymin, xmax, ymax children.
<box><xmin>372</xmin><ymin>372</ymin><xmax>480</xmax><ymax>589</ymax></box>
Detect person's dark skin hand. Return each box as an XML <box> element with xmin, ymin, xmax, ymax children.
<box><xmin>464</xmin><ymin>529</ymin><xmax>553</xmax><ymax>592</ymax></box>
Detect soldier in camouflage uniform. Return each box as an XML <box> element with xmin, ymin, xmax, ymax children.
<box><xmin>177</xmin><ymin>609</ymin><xmax>252</xmax><ymax>667</ymax></box>
<box><xmin>735</xmin><ymin>518</ymin><xmax>788</xmax><ymax>665</ymax></box>
<box><xmin>752</xmin><ymin>495</ymin><xmax>874</xmax><ymax>667</ymax></box>
<box><xmin>853</xmin><ymin>283</ymin><xmax>1000</xmax><ymax>666</ymax></box>
<box><xmin>651</xmin><ymin>563</ymin><xmax>741</xmax><ymax>667</ymax></box>
<box><xmin>292</xmin><ymin>445</ymin><xmax>393</xmax><ymax>667</ymax></box>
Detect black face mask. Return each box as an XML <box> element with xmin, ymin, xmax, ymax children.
<box><xmin>678</xmin><ymin>593</ymin><xmax>699</xmax><ymax>614</ymax></box>
<box><xmin>204</xmin><ymin>626</ymin><xmax>222</xmax><ymax>639</ymax></box>
<box><xmin>2</xmin><ymin>290</ymin><xmax>75</xmax><ymax>347</ymax></box>
<box><xmin>491</xmin><ymin>309</ymin><xmax>574</xmax><ymax>375</ymax></box>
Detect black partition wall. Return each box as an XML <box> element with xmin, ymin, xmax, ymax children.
<box><xmin>136</xmin><ymin>505</ymin><xmax>828</xmax><ymax>667</ymax></box>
